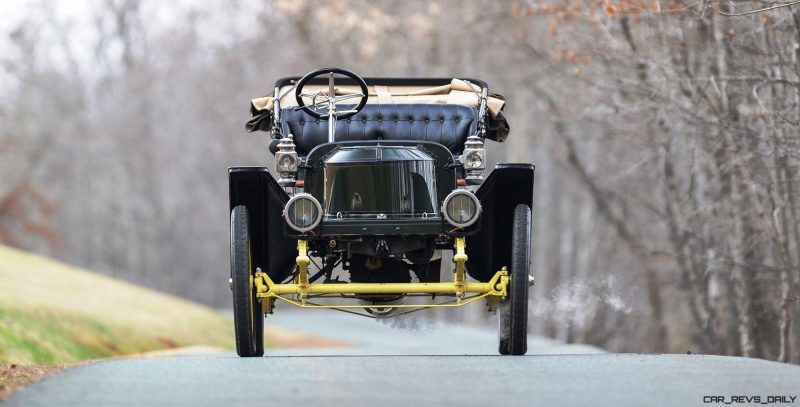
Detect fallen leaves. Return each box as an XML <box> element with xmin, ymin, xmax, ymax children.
<box><xmin>0</xmin><ymin>364</ymin><xmax>65</xmax><ymax>401</ymax></box>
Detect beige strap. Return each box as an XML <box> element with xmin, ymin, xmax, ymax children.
<box><xmin>375</xmin><ymin>85</ymin><xmax>392</xmax><ymax>104</ymax></box>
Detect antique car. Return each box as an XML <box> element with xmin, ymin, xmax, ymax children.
<box><xmin>230</xmin><ymin>67</ymin><xmax>534</xmax><ymax>356</ymax></box>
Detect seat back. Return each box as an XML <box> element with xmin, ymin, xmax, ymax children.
<box><xmin>281</xmin><ymin>104</ymin><xmax>476</xmax><ymax>156</ymax></box>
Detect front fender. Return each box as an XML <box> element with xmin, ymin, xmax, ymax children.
<box><xmin>229</xmin><ymin>167</ymin><xmax>296</xmax><ymax>283</ymax></box>
<box><xmin>465</xmin><ymin>163</ymin><xmax>535</xmax><ymax>282</ymax></box>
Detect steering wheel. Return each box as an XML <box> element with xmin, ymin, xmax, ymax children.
<box><xmin>294</xmin><ymin>67</ymin><xmax>369</xmax><ymax>120</ymax></box>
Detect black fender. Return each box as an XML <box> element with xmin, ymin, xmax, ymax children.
<box><xmin>229</xmin><ymin>167</ymin><xmax>296</xmax><ymax>282</ymax></box>
<box><xmin>465</xmin><ymin>164</ymin><xmax>535</xmax><ymax>282</ymax></box>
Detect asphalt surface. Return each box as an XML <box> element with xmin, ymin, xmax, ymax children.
<box><xmin>6</xmin><ymin>310</ymin><xmax>800</xmax><ymax>407</ymax></box>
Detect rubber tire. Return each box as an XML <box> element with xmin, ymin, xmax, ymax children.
<box><xmin>231</xmin><ymin>205</ymin><xmax>264</xmax><ymax>357</ymax></box>
<box><xmin>498</xmin><ymin>204</ymin><xmax>531</xmax><ymax>355</ymax></box>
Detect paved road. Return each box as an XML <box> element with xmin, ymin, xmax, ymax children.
<box><xmin>6</xmin><ymin>310</ymin><xmax>800</xmax><ymax>406</ymax></box>
<box><xmin>263</xmin><ymin>309</ymin><xmax>604</xmax><ymax>356</ymax></box>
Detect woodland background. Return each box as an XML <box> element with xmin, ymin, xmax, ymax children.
<box><xmin>2</xmin><ymin>0</ymin><xmax>799</xmax><ymax>362</ymax></box>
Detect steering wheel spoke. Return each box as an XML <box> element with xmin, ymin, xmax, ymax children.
<box><xmin>308</xmin><ymin>100</ymin><xmax>330</xmax><ymax>109</ymax></box>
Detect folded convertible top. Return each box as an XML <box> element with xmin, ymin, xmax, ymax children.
<box><xmin>246</xmin><ymin>78</ymin><xmax>510</xmax><ymax>142</ymax></box>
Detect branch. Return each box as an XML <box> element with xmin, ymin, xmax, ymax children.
<box><xmin>708</xmin><ymin>1</ymin><xmax>800</xmax><ymax>16</ymax></box>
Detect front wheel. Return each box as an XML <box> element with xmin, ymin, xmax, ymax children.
<box><xmin>231</xmin><ymin>205</ymin><xmax>264</xmax><ymax>357</ymax></box>
<box><xmin>498</xmin><ymin>204</ymin><xmax>531</xmax><ymax>355</ymax></box>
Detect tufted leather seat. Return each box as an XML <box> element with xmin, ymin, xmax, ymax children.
<box><xmin>281</xmin><ymin>104</ymin><xmax>477</xmax><ymax>156</ymax></box>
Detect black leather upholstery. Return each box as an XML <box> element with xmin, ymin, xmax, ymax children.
<box><xmin>281</xmin><ymin>104</ymin><xmax>476</xmax><ymax>156</ymax></box>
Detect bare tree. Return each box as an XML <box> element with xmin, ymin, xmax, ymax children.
<box><xmin>1</xmin><ymin>0</ymin><xmax>797</xmax><ymax>362</ymax></box>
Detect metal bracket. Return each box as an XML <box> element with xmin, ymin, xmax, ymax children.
<box><xmin>272</xmin><ymin>86</ymin><xmax>282</xmax><ymax>138</ymax></box>
<box><xmin>486</xmin><ymin>295</ymin><xmax>499</xmax><ymax>312</ymax></box>
<box><xmin>453</xmin><ymin>237</ymin><xmax>468</xmax><ymax>303</ymax></box>
<box><xmin>296</xmin><ymin>240</ymin><xmax>310</xmax><ymax>303</ymax></box>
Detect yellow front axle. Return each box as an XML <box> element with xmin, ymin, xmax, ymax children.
<box><xmin>252</xmin><ymin>237</ymin><xmax>508</xmax><ymax>313</ymax></box>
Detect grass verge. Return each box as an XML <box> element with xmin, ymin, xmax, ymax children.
<box><xmin>0</xmin><ymin>244</ymin><xmax>233</xmax><ymax>365</ymax></box>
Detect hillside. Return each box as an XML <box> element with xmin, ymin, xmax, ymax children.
<box><xmin>0</xmin><ymin>245</ymin><xmax>233</xmax><ymax>364</ymax></box>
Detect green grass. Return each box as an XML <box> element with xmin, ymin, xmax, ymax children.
<box><xmin>0</xmin><ymin>245</ymin><xmax>233</xmax><ymax>364</ymax></box>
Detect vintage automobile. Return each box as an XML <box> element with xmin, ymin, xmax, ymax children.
<box><xmin>230</xmin><ymin>67</ymin><xmax>534</xmax><ymax>356</ymax></box>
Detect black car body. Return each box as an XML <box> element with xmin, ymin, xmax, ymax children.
<box><xmin>229</xmin><ymin>68</ymin><xmax>534</xmax><ymax>357</ymax></box>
